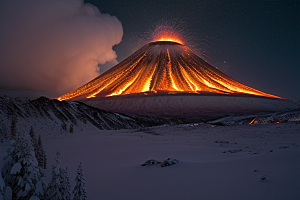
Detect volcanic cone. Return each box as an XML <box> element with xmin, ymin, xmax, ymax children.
<box><xmin>57</xmin><ymin>41</ymin><xmax>299</xmax><ymax>119</ymax></box>
<box><xmin>58</xmin><ymin>41</ymin><xmax>281</xmax><ymax>101</ymax></box>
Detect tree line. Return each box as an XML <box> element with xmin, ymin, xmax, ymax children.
<box><xmin>0</xmin><ymin>127</ymin><xmax>87</xmax><ymax>200</ymax></box>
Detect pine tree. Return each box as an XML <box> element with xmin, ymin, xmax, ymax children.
<box><xmin>29</xmin><ymin>126</ymin><xmax>36</xmax><ymax>141</ymax></box>
<box><xmin>69</xmin><ymin>124</ymin><xmax>73</xmax><ymax>134</ymax></box>
<box><xmin>1</xmin><ymin>133</ymin><xmax>46</xmax><ymax>200</ymax></box>
<box><xmin>61</xmin><ymin>123</ymin><xmax>67</xmax><ymax>131</ymax></box>
<box><xmin>10</xmin><ymin>118</ymin><xmax>17</xmax><ymax>140</ymax></box>
<box><xmin>43</xmin><ymin>154</ymin><xmax>47</xmax><ymax>170</ymax></box>
<box><xmin>36</xmin><ymin>135</ymin><xmax>47</xmax><ymax>169</ymax></box>
<box><xmin>72</xmin><ymin>162</ymin><xmax>87</xmax><ymax>200</ymax></box>
<box><xmin>29</xmin><ymin>126</ymin><xmax>38</xmax><ymax>154</ymax></box>
<box><xmin>60</xmin><ymin>168</ymin><xmax>71</xmax><ymax>200</ymax></box>
<box><xmin>45</xmin><ymin>152</ymin><xmax>71</xmax><ymax>200</ymax></box>
<box><xmin>29</xmin><ymin>126</ymin><xmax>37</xmax><ymax>149</ymax></box>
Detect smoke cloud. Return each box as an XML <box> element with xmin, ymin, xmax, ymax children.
<box><xmin>0</xmin><ymin>0</ymin><xmax>123</xmax><ymax>98</ymax></box>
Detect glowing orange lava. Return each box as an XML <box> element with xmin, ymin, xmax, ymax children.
<box><xmin>57</xmin><ymin>41</ymin><xmax>282</xmax><ymax>101</ymax></box>
<box><xmin>156</xmin><ymin>35</ymin><xmax>183</xmax><ymax>44</ymax></box>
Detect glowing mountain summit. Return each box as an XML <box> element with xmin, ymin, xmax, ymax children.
<box><xmin>58</xmin><ymin>40</ymin><xmax>281</xmax><ymax>101</ymax></box>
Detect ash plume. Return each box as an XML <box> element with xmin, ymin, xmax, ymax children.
<box><xmin>0</xmin><ymin>0</ymin><xmax>123</xmax><ymax>98</ymax></box>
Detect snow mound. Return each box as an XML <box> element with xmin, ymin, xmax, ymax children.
<box><xmin>141</xmin><ymin>158</ymin><xmax>180</xmax><ymax>167</ymax></box>
<box><xmin>161</xmin><ymin>158</ymin><xmax>180</xmax><ymax>167</ymax></box>
<box><xmin>141</xmin><ymin>159</ymin><xmax>161</xmax><ymax>166</ymax></box>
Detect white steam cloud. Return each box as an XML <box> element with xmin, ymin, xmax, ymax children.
<box><xmin>0</xmin><ymin>0</ymin><xmax>123</xmax><ymax>98</ymax></box>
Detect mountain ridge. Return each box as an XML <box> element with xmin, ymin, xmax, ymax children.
<box><xmin>0</xmin><ymin>96</ymin><xmax>171</xmax><ymax>139</ymax></box>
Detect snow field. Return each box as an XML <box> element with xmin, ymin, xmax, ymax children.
<box><xmin>2</xmin><ymin>122</ymin><xmax>297</xmax><ymax>200</ymax></box>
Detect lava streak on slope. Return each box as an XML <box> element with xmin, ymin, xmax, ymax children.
<box><xmin>57</xmin><ymin>41</ymin><xmax>282</xmax><ymax>101</ymax></box>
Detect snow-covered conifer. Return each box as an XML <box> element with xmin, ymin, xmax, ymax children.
<box><xmin>61</xmin><ymin>123</ymin><xmax>67</xmax><ymax>131</ymax></box>
<box><xmin>1</xmin><ymin>133</ymin><xmax>46</xmax><ymax>200</ymax></box>
<box><xmin>45</xmin><ymin>152</ymin><xmax>71</xmax><ymax>200</ymax></box>
<box><xmin>36</xmin><ymin>135</ymin><xmax>47</xmax><ymax>169</ymax></box>
<box><xmin>29</xmin><ymin>126</ymin><xmax>37</xmax><ymax>147</ymax></box>
<box><xmin>10</xmin><ymin>118</ymin><xmax>17</xmax><ymax>140</ymax></box>
<box><xmin>29</xmin><ymin>126</ymin><xmax>35</xmax><ymax>140</ymax></box>
<box><xmin>43</xmin><ymin>154</ymin><xmax>47</xmax><ymax>170</ymax></box>
<box><xmin>60</xmin><ymin>168</ymin><xmax>71</xmax><ymax>200</ymax></box>
<box><xmin>72</xmin><ymin>162</ymin><xmax>87</xmax><ymax>200</ymax></box>
<box><xmin>29</xmin><ymin>127</ymin><xmax>40</xmax><ymax>166</ymax></box>
<box><xmin>69</xmin><ymin>124</ymin><xmax>74</xmax><ymax>134</ymax></box>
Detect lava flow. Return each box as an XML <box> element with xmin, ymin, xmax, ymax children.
<box><xmin>57</xmin><ymin>40</ymin><xmax>282</xmax><ymax>101</ymax></box>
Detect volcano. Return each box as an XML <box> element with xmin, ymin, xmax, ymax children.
<box><xmin>57</xmin><ymin>41</ymin><xmax>299</xmax><ymax>120</ymax></box>
<box><xmin>58</xmin><ymin>41</ymin><xmax>281</xmax><ymax>100</ymax></box>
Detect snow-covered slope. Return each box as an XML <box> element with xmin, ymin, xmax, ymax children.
<box><xmin>1</xmin><ymin>122</ymin><xmax>298</xmax><ymax>200</ymax></box>
<box><xmin>0</xmin><ymin>96</ymin><xmax>168</xmax><ymax>138</ymax></box>
<box><xmin>208</xmin><ymin>109</ymin><xmax>300</xmax><ymax>125</ymax></box>
<box><xmin>82</xmin><ymin>94</ymin><xmax>300</xmax><ymax>121</ymax></box>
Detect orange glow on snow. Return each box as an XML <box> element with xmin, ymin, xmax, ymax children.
<box><xmin>57</xmin><ymin>41</ymin><xmax>283</xmax><ymax>101</ymax></box>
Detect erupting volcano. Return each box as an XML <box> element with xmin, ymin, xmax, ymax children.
<box><xmin>58</xmin><ymin>40</ymin><xmax>281</xmax><ymax>101</ymax></box>
<box><xmin>57</xmin><ymin>34</ymin><xmax>299</xmax><ymax>120</ymax></box>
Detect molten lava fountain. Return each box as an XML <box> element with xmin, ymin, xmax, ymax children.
<box><xmin>57</xmin><ymin>40</ymin><xmax>299</xmax><ymax>120</ymax></box>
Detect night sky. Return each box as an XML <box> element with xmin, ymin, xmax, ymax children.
<box><xmin>86</xmin><ymin>0</ymin><xmax>300</xmax><ymax>100</ymax></box>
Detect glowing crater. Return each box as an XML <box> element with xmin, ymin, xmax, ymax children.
<box><xmin>156</xmin><ymin>37</ymin><xmax>183</xmax><ymax>44</ymax></box>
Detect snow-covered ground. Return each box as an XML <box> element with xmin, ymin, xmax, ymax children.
<box><xmin>2</xmin><ymin>121</ymin><xmax>299</xmax><ymax>200</ymax></box>
<box><xmin>83</xmin><ymin>94</ymin><xmax>300</xmax><ymax>117</ymax></box>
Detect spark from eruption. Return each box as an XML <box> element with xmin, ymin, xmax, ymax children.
<box><xmin>149</xmin><ymin>19</ymin><xmax>186</xmax><ymax>45</ymax></box>
<box><xmin>146</xmin><ymin>19</ymin><xmax>210</xmax><ymax>62</ymax></box>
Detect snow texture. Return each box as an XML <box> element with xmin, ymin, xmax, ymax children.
<box><xmin>2</xmin><ymin>120</ymin><xmax>298</xmax><ymax>200</ymax></box>
<box><xmin>4</xmin><ymin>187</ymin><xmax>12</xmax><ymax>200</ymax></box>
<box><xmin>10</xmin><ymin>163</ymin><xmax>22</xmax><ymax>175</ymax></box>
<box><xmin>1</xmin><ymin>133</ymin><xmax>45</xmax><ymax>199</ymax></box>
<box><xmin>29</xmin><ymin>196</ymin><xmax>40</xmax><ymax>200</ymax></box>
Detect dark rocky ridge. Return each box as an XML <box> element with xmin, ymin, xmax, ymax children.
<box><xmin>0</xmin><ymin>96</ymin><xmax>172</xmax><ymax>139</ymax></box>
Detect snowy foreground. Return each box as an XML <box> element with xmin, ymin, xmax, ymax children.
<box><xmin>1</xmin><ymin>122</ymin><xmax>300</xmax><ymax>200</ymax></box>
